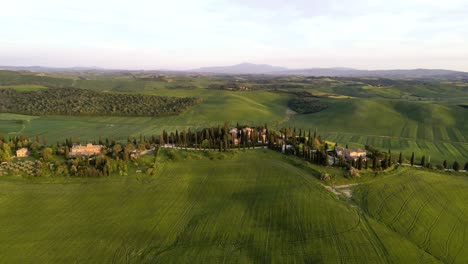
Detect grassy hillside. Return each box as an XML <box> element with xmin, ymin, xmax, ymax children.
<box><xmin>353</xmin><ymin>167</ymin><xmax>468</xmax><ymax>263</ymax></box>
<box><xmin>0</xmin><ymin>71</ymin><xmax>466</xmax><ymax>164</ymax></box>
<box><xmin>0</xmin><ymin>150</ymin><xmax>441</xmax><ymax>263</ymax></box>
<box><xmin>285</xmin><ymin>98</ymin><xmax>468</xmax><ymax>164</ymax></box>
<box><xmin>0</xmin><ymin>89</ymin><xmax>289</xmax><ymax>142</ymax></box>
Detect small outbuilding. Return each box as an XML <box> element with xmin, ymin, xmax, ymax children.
<box><xmin>16</xmin><ymin>148</ymin><xmax>29</xmax><ymax>158</ymax></box>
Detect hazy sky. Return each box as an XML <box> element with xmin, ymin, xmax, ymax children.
<box><xmin>1</xmin><ymin>0</ymin><xmax>468</xmax><ymax>70</ymax></box>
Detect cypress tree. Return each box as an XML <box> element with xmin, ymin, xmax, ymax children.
<box><xmin>420</xmin><ymin>155</ymin><xmax>425</xmax><ymax>167</ymax></box>
<box><xmin>443</xmin><ymin>160</ymin><xmax>447</xmax><ymax>169</ymax></box>
<box><xmin>224</xmin><ymin>135</ymin><xmax>228</xmax><ymax>151</ymax></box>
<box><xmin>453</xmin><ymin>161</ymin><xmax>460</xmax><ymax>171</ymax></box>
<box><xmin>464</xmin><ymin>161</ymin><xmax>468</xmax><ymax>171</ymax></box>
<box><xmin>410</xmin><ymin>152</ymin><xmax>415</xmax><ymax>166</ymax></box>
<box><xmin>388</xmin><ymin>150</ymin><xmax>392</xmax><ymax>165</ymax></box>
<box><xmin>398</xmin><ymin>152</ymin><xmax>403</xmax><ymax>164</ymax></box>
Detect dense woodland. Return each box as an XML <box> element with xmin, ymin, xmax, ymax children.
<box><xmin>0</xmin><ymin>87</ymin><xmax>201</xmax><ymax>117</ymax></box>
<box><xmin>288</xmin><ymin>98</ymin><xmax>328</xmax><ymax>114</ymax></box>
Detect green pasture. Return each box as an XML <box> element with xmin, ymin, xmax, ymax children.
<box><xmin>0</xmin><ymin>84</ymin><xmax>47</xmax><ymax>91</ymax></box>
<box><xmin>0</xmin><ymin>150</ymin><xmax>446</xmax><ymax>263</ymax></box>
<box><xmin>285</xmin><ymin>98</ymin><xmax>468</xmax><ymax>164</ymax></box>
<box><xmin>353</xmin><ymin>167</ymin><xmax>468</xmax><ymax>263</ymax></box>
<box><xmin>0</xmin><ymin>73</ymin><xmax>467</xmax><ymax>165</ymax></box>
<box><xmin>0</xmin><ymin>89</ymin><xmax>290</xmax><ymax>142</ymax></box>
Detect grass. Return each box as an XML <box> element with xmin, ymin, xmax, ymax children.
<box><xmin>353</xmin><ymin>167</ymin><xmax>468</xmax><ymax>263</ymax></box>
<box><xmin>0</xmin><ymin>150</ymin><xmax>445</xmax><ymax>263</ymax></box>
<box><xmin>0</xmin><ymin>76</ymin><xmax>466</xmax><ymax>165</ymax></box>
<box><xmin>285</xmin><ymin>98</ymin><xmax>468</xmax><ymax>164</ymax></box>
<box><xmin>0</xmin><ymin>84</ymin><xmax>48</xmax><ymax>91</ymax></box>
<box><xmin>0</xmin><ymin>89</ymin><xmax>290</xmax><ymax>142</ymax></box>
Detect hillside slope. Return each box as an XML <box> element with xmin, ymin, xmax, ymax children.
<box><xmin>0</xmin><ymin>150</ymin><xmax>442</xmax><ymax>263</ymax></box>
<box><xmin>353</xmin><ymin>167</ymin><xmax>468</xmax><ymax>263</ymax></box>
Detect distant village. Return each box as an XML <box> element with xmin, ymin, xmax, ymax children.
<box><xmin>1</xmin><ymin>125</ymin><xmax>465</xmax><ymax>177</ymax></box>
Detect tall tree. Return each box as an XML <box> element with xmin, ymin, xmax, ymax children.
<box><xmin>398</xmin><ymin>152</ymin><xmax>403</xmax><ymax>164</ymax></box>
<box><xmin>464</xmin><ymin>161</ymin><xmax>468</xmax><ymax>171</ymax></box>
<box><xmin>443</xmin><ymin>160</ymin><xmax>447</xmax><ymax>169</ymax></box>
<box><xmin>372</xmin><ymin>157</ymin><xmax>378</xmax><ymax>171</ymax></box>
<box><xmin>453</xmin><ymin>161</ymin><xmax>460</xmax><ymax>171</ymax></box>
<box><xmin>410</xmin><ymin>152</ymin><xmax>415</xmax><ymax>166</ymax></box>
<box><xmin>65</xmin><ymin>147</ymin><xmax>70</xmax><ymax>159</ymax></box>
<box><xmin>420</xmin><ymin>155</ymin><xmax>425</xmax><ymax>167</ymax></box>
<box><xmin>357</xmin><ymin>156</ymin><xmax>363</xmax><ymax>170</ymax></box>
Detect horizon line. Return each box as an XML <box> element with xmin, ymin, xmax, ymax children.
<box><xmin>1</xmin><ymin>63</ymin><xmax>467</xmax><ymax>73</ymax></box>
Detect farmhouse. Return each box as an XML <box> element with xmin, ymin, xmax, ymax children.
<box><xmin>16</xmin><ymin>148</ymin><xmax>29</xmax><ymax>158</ymax></box>
<box><xmin>242</xmin><ymin>127</ymin><xmax>252</xmax><ymax>138</ymax></box>
<box><xmin>260</xmin><ymin>128</ymin><xmax>267</xmax><ymax>143</ymax></box>
<box><xmin>335</xmin><ymin>147</ymin><xmax>367</xmax><ymax>161</ymax></box>
<box><xmin>70</xmin><ymin>144</ymin><xmax>102</xmax><ymax>156</ymax></box>
<box><xmin>230</xmin><ymin>127</ymin><xmax>257</xmax><ymax>145</ymax></box>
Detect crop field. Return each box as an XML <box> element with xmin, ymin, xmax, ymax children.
<box><xmin>285</xmin><ymin>98</ymin><xmax>468</xmax><ymax>164</ymax></box>
<box><xmin>353</xmin><ymin>167</ymin><xmax>468</xmax><ymax>263</ymax></box>
<box><xmin>0</xmin><ymin>150</ymin><xmax>444</xmax><ymax>263</ymax></box>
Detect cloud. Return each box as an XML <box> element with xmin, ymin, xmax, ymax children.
<box><xmin>0</xmin><ymin>0</ymin><xmax>467</xmax><ymax>70</ymax></box>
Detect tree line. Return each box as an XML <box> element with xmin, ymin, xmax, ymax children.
<box><xmin>0</xmin><ymin>87</ymin><xmax>202</xmax><ymax>117</ymax></box>
<box><xmin>0</xmin><ymin>125</ymin><xmax>467</xmax><ymax>178</ymax></box>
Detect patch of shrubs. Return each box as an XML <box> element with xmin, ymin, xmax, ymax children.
<box><xmin>288</xmin><ymin>98</ymin><xmax>328</xmax><ymax>114</ymax></box>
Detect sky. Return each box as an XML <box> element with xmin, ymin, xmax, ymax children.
<box><xmin>1</xmin><ymin>0</ymin><xmax>468</xmax><ymax>71</ymax></box>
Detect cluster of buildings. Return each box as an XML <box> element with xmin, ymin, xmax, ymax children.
<box><xmin>69</xmin><ymin>144</ymin><xmax>103</xmax><ymax>156</ymax></box>
<box><xmin>229</xmin><ymin>127</ymin><xmax>267</xmax><ymax>146</ymax></box>
<box><xmin>334</xmin><ymin>147</ymin><xmax>367</xmax><ymax>161</ymax></box>
<box><xmin>10</xmin><ymin>144</ymin><xmax>103</xmax><ymax>159</ymax></box>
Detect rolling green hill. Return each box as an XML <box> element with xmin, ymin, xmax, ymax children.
<box><xmin>285</xmin><ymin>98</ymin><xmax>468</xmax><ymax>164</ymax></box>
<box><xmin>0</xmin><ymin>150</ymin><xmax>448</xmax><ymax>263</ymax></box>
<box><xmin>0</xmin><ymin>71</ymin><xmax>466</xmax><ymax>165</ymax></box>
<box><xmin>353</xmin><ymin>167</ymin><xmax>468</xmax><ymax>263</ymax></box>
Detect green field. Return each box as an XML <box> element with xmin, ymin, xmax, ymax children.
<box><xmin>0</xmin><ymin>89</ymin><xmax>290</xmax><ymax>141</ymax></box>
<box><xmin>353</xmin><ymin>167</ymin><xmax>468</xmax><ymax>263</ymax></box>
<box><xmin>285</xmin><ymin>98</ymin><xmax>468</xmax><ymax>164</ymax></box>
<box><xmin>0</xmin><ymin>84</ymin><xmax>47</xmax><ymax>91</ymax></box>
<box><xmin>1</xmin><ymin>150</ymin><xmax>457</xmax><ymax>263</ymax></box>
<box><xmin>0</xmin><ymin>71</ymin><xmax>467</xmax><ymax>165</ymax></box>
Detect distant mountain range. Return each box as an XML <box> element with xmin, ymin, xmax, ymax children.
<box><xmin>192</xmin><ymin>63</ymin><xmax>468</xmax><ymax>78</ymax></box>
<box><xmin>193</xmin><ymin>63</ymin><xmax>288</xmax><ymax>74</ymax></box>
<box><xmin>0</xmin><ymin>66</ymin><xmax>107</xmax><ymax>73</ymax></box>
<box><xmin>2</xmin><ymin>63</ymin><xmax>468</xmax><ymax>79</ymax></box>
